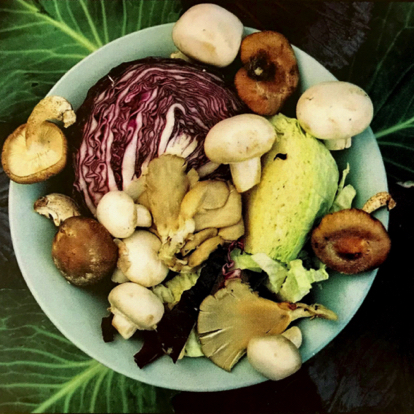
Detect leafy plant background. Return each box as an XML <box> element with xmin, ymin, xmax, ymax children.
<box><xmin>0</xmin><ymin>1</ymin><xmax>413</xmax><ymax>413</ymax></box>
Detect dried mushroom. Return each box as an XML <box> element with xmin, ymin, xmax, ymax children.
<box><xmin>197</xmin><ymin>279</ymin><xmax>337</xmax><ymax>371</ymax></box>
<box><xmin>2</xmin><ymin>96</ymin><xmax>75</xmax><ymax>184</ymax></box>
<box><xmin>311</xmin><ymin>208</ymin><xmax>391</xmax><ymax>274</ymax></box>
<box><xmin>234</xmin><ymin>31</ymin><xmax>299</xmax><ymax>116</ymax></box>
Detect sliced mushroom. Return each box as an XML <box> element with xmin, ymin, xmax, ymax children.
<box><xmin>34</xmin><ymin>193</ymin><xmax>81</xmax><ymax>226</ymax></box>
<box><xmin>197</xmin><ymin>279</ymin><xmax>337</xmax><ymax>371</ymax></box>
<box><xmin>234</xmin><ymin>31</ymin><xmax>299</xmax><ymax>116</ymax></box>
<box><xmin>1</xmin><ymin>96</ymin><xmax>75</xmax><ymax>184</ymax></box>
<box><xmin>311</xmin><ymin>208</ymin><xmax>391</xmax><ymax>274</ymax></box>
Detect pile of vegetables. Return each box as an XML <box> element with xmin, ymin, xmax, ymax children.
<box><xmin>1</xmin><ymin>3</ymin><xmax>394</xmax><ymax>382</ymax></box>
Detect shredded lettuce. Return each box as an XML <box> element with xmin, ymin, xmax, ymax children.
<box><xmin>231</xmin><ymin>248</ymin><xmax>329</xmax><ymax>303</ymax></box>
<box><xmin>183</xmin><ymin>329</ymin><xmax>204</xmax><ymax>358</ymax></box>
<box><xmin>330</xmin><ymin>163</ymin><xmax>356</xmax><ymax>213</ymax></box>
<box><xmin>152</xmin><ymin>272</ymin><xmax>199</xmax><ymax>306</ymax></box>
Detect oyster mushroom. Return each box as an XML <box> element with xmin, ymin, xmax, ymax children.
<box><xmin>197</xmin><ymin>279</ymin><xmax>337</xmax><ymax>371</ymax></box>
<box><xmin>234</xmin><ymin>31</ymin><xmax>299</xmax><ymax>116</ymax></box>
<box><xmin>1</xmin><ymin>96</ymin><xmax>75</xmax><ymax>184</ymax></box>
<box><xmin>311</xmin><ymin>208</ymin><xmax>391</xmax><ymax>274</ymax></box>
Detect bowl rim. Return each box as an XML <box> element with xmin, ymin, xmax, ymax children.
<box><xmin>8</xmin><ymin>22</ymin><xmax>388</xmax><ymax>392</ymax></box>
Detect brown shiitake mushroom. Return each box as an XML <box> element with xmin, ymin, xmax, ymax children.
<box><xmin>52</xmin><ymin>216</ymin><xmax>118</xmax><ymax>286</ymax></box>
<box><xmin>234</xmin><ymin>31</ymin><xmax>299</xmax><ymax>116</ymax></box>
<box><xmin>1</xmin><ymin>96</ymin><xmax>75</xmax><ymax>184</ymax></box>
<box><xmin>311</xmin><ymin>208</ymin><xmax>391</xmax><ymax>275</ymax></box>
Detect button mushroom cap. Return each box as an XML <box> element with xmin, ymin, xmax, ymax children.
<box><xmin>311</xmin><ymin>208</ymin><xmax>391</xmax><ymax>274</ymax></box>
<box><xmin>108</xmin><ymin>282</ymin><xmax>165</xmax><ymax>339</ymax></box>
<box><xmin>296</xmin><ymin>81</ymin><xmax>374</xmax><ymax>150</ymax></box>
<box><xmin>116</xmin><ymin>230</ymin><xmax>169</xmax><ymax>287</ymax></box>
<box><xmin>52</xmin><ymin>216</ymin><xmax>118</xmax><ymax>286</ymax></box>
<box><xmin>247</xmin><ymin>334</ymin><xmax>302</xmax><ymax>381</ymax></box>
<box><xmin>234</xmin><ymin>31</ymin><xmax>299</xmax><ymax>116</ymax></box>
<box><xmin>204</xmin><ymin>114</ymin><xmax>276</xmax><ymax>192</ymax></box>
<box><xmin>96</xmin><ymin>190</ymin><xmax>152</xmax><ymax>239</ymax></box>
<box><xmin>172</xmin><ymin>3</ymin><xmax>243</xmax><ymax>67</ymax></box>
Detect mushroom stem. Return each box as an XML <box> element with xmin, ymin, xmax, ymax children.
<box><xmin>323</xmin><ymin>137</ymin><xmax>352</xmax><ymax>151</ymax></box>
<box><xmin>112</xmin><ymin>312</ymin><xmax>138</xmax><ymax>340</ymax></box>
<box><xmin>230</xmin><ymin>158</ymin><xmax>261</xmax><ymax>193</ymax></box>
<box><xmin>281</xmin><ymin>326</ymin><xmax>302</xmax><ymax>348</ymax></box>
<box><xmin>290</xmin><ymin>303</ymin><xmax>338</xmax><ymax>322</ymax></box>
<box><xmin>25</xmin><ymin>96</ymin><xmax>76</xmax><ymax>149</ymax></box>
<box><xmin>135</xmin><ymin>204</ymin><xmax>152</xmax><ymax>227</ymax></box>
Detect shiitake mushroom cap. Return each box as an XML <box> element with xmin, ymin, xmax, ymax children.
<box><xmin>234</xmin><ymin>31</ymin><xmax>299</xmax><ymax>116</ymax></box>
<box><xmin>311</xmin><ymin>208</ymin><xmax>391</xmax><ymax>275</ymax></box>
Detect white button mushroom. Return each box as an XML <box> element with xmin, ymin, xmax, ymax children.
<box><xmin>116</xmin><ymin>230</ymin><xmax>169</xmax><ymax>287</ymax></box>
<box><xmin>172</xmin><ymin>3</ymin><xmax>243</xmax><ymax>67</ymax></box>
<box><xmin>96</xmin><ymin>190</ymin><xmax>152</xmax><ymax>238</ymax></box>
<box><xmin>108</xmin><ymin>282</ymin><xmax>165</xmax><ymax>339</ymax></box>
<box><xmin>204</xmin><ymin>114</ymin><xmax>276</xmax><ymax>192</ymax></box>
<box><xmin>296</xmin><ymin>81</ymin><xmax>374</xmax><ymax>150</ymax></box>
<box><xmin>247</xmin><ymin>334</ymin><xmax>302</xmax><ymax>381</ymax></box>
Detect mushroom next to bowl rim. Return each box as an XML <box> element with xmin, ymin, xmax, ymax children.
<box><xmin>1</xmin><ymin>96</ymin><xmax>76</xmax><ymax>184</ymax></box>
<box><xmin>296</xmin><ymin>81</ymin><xmax>374</xmax><ymax>150</ymax></box>
<box><xmin>52</xmin><ymin>216</ymin><xmax>118</xmax><ymax>286</ymax></box>
<box><xmin>197</xmin><ymin>278</ymin><xmax>337</xmax><ymax>372</ymax></box>
<box><xmin>172</xmin><ymin>3</ymin><xmax>243</xmax><ymax>67</ymax></box>
<box><xmin>234</xmin><ymin>30</ymin><xmax>299</xmax><ymax>116</ymax></box>
<box><xmin>311</xmin><ymin>208</ymin><xmax>391</xmax><ymax>274</ymax></box>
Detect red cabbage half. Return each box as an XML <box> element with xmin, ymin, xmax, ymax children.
<box><xmin>72</xmin><ymin>57</ymin><xmax>246</xmax><ymax>214</ymax></box>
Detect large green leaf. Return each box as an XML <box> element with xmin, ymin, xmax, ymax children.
<box><xmin>0</xmin><ymin>0</ymin><xmax>181</xmax><ymax>123</ymax></box>
<box><xmin>0</xmin><ymin>289</ymin><xmax>178</xmax><ymax>413</ymax></box>
<box><xmin>336</xmin><ymin>2</ymin><xmax>414</xmax><ymax>181</ymax></box>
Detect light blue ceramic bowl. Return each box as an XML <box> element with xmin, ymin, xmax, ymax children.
<box><xmin>9</xmin><ymin>24</ymin><xmax>388</xmax><ymax>392</ymax></box>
